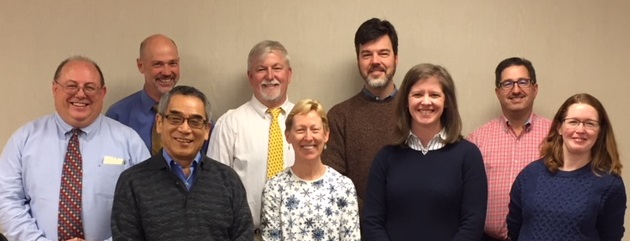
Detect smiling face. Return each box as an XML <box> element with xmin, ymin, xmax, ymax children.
<box><xmin>53</xmin><ymin>60</ymin><xmax>107</xmax><ymax>128</ymax></box>
<box><xmin>357</xmin><ymin>35</ymin><xmax>398</xmax><ymax>90</ymax></box>
<box><xmin>137</xmin><ymin>35</ymin><xmax>180</xmax><ymax>101</ymax></box>
<box><xmin>560</xmin><ymin>103</ymin><xmax>600</xmax><ymax>158</ymax></box>
<box><xmin>408</xmin><ymin>76</ymin><xmax>445</xmax><ymax>134</ymax></box>
<box><xmin>156</xmin><ymin>94</ymin><xmax>209</xmax><ymax>162</ymax></box>
<box><xmin>285</xmin><ymin>110</ymin><xmax>329</xmax><ymax>163</ymax></box>
<box><xmin>495</xmin><ymin>65</ymin><xmax>537</xmax><ymax>116</ymax></box>
<box><xmin>248</xmin><ymin>51</ymin><xmax>292</xmax><ymax>108</ymax></box>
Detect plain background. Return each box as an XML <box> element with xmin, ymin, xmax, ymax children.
<box><xmin>1</xmin><ymin>0</ymin><xmax>629</xmax><ymax>237</ymax></box>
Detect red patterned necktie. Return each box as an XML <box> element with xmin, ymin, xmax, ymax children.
<box><xmin>58</xmin><ymin>128</ymin><xmax>85</xmax><ymax>240</ymax></box>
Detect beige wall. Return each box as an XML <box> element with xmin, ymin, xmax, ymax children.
<box><xmin>2</xmin><ymin>0</ymin><xmax>629</xmax><ymax>237</ymax></box>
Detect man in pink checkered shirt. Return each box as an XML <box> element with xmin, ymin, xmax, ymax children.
<box><xmin>467</xmin><ymin>57</ymin><xmax>551</xmax><ymax>241</ymax></box>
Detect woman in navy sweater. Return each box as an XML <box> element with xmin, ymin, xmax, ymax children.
<box><xmin>507</xmin><ymin>93</ymin><xmax>626</xmax><ymax>241</ymax></box>
<box><xmin>363</xmin><ymin>63</ymin><xmax>488</xmax><ymax>241</ymax></box>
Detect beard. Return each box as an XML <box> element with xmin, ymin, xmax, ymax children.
<box><xmin>366</xmin><ymin>75</ymin><xmax>388</xmax><ymax>88</ymax></box>
<box><xmin>363</xmin><ymin>63</ymin><xmax>396</xmax><ymax>88</ymax></box>
<box><xmin>261</xmin><ymin>89</ymin><xmax>281</xmax><ymax>102</ymax></box>
<box><xmin>259</xmin><ymin>79</ymin><xmax>282</xmax><ymax>102</ymax></box>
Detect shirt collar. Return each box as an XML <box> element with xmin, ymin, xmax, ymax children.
<box><xmin>54</xmin><ymin>112</ymin><xmax>103</xmax><ymax>138</ymax></box>
<box><xmin>500</xmin><ymin>113</ymin><xmax>535</xmax><ymax>133</ymax></box>
<box><xmin>406</xmin><ymin>129</ymin><xmax>446</xmax><ymax>155</ymax></box>
<box><xmin>361</xmin><ymin>85</ymin><xmax>398</xmax><ymax>101</ymax></box>
<box><xmin>140</xmin><ymin>89</ymin><xmax>159</xmax><ymax>113</ymax></box>
<box><xmin>249</xmin><ymin>95</ymin><xmax>292</xmax><ymax>119</ymax></box>
<box><xmin>162</xmin><ymin>149</ymin><xmax>202</xmax><ymax>169</ymax></box>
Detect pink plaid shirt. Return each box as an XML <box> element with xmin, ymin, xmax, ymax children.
<box><xmin>467</xmin><ymin>114</ymin><xmax>551</xmax><ymax>240</ymax></box>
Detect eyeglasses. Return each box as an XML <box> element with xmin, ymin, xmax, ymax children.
<box><xmin>563</xmin><ymin>118</ymin><xmax>600</xmax><ymax>130</ymax></box>
<box><xmin>497</xmin><ymin>79</ymin><xmax>533</xmax><ymax>90</ymax></box>
<box><xmin>163</xmin><ymin>114</ymin><xmax>207</xmax><ymax>129</ymax></box>
<box><xmin>54</xmin><ymin>80</ymin><xmax>102</xmax><ymax>96</ymax></box>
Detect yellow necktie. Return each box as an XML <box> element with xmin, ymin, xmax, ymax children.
<box><xmin>266</xmin><ymin>108</ymin><xmax>284</xmax><ymax>179</ymax></box>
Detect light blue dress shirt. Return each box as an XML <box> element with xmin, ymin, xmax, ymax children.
<box><xmin>0</xmin><ymin>113</ymin><xmax>150</xmax><ymax>241</ymax></box>
<box><xmin>163</xmin><ymin>150</ymin><xmax>201</xmax><ymax>191</ymax></box>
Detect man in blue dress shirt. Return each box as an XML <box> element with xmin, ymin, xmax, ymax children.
<box><xmin>106</xmin><ymin>34</ymin><xmax>210</xmax><ymax>155</ymax></box>
<box><xmin>0</xmin><ymin>56</ymin><xmax>150</xmax><ymax>241</ymax></box>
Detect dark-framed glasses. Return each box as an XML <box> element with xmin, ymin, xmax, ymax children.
<box><xmin>54</xmin><ymin>80</ymin><xmax>102</xmax><ymax>96</ymax></box>
<box><xmin>563</xmin><ymin>118</ymin><xmax>600</xmax><ymax>130</ymax></box>
<box><xmin>498</xmin><ymin>78</ymin><xmax>533</xmax><ymax>90</ymax></box>
<box><xmin>163</xmin><ymin>114</ymin><xmax>207</xmax><ymax>129</ymax></box>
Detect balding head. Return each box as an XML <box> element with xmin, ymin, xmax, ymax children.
<box><xmin>137</xmin><ymin>34</ymin><xmax>180</xmax><ymax>102</ymax></box>
<box><xmin>139</xmin><ymin>34</ymin><xmax>177</xmax><ymax>58</ymax></box>
<box><xmin>53</xmin><ymin>56</ymin><xmax>107</xmax><ymax>128</ymax></box>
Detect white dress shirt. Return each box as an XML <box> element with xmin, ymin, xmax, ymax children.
<box><xmin>208</xmin><ymin>96</ymin><xmax>295</xmax><ymax>228</ymax></box>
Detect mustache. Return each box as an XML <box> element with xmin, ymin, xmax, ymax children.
<box><xmin>508</xmin><ymin>94</ymin><xmax>526</xmax><ymax>98</ymax></box>
<box><xmin>156</xmin><ymin>74</ymin><xmax>176</xmax><ymax>80</ymax></box>
<box><xmin>368</xmin><ymin>65</ymin><xmax>386</xmax><ymax>72</ymax></box>
<box><xmin>261</xmin><ymin>79</ymin><xmax>280</xmax><ymax>85</ymax></box>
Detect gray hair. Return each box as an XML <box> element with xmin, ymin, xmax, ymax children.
<box><xmin>247</xmin><ymin>40</ymin><xmax>290</xmax><ymax>71</ymax></box>
<box><xmin>158</xmin><ymin>85</ymin><xmax>212</xmax><ymax>121</ymax></box>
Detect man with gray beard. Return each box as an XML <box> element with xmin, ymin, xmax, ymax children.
<box><xmin>323</xmin><ymin>18</ymin><xmax>399</xmax><ymax>220</ymax></box>
<box><xmin>208</xmin><ymin>40</ymin><xmax>295</xmax><ymax>241</ymax></box>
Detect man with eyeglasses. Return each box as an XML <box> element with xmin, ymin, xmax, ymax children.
<box><xmin>106</xmin><ymin>34</ymin><xmax>211</xmax><ymax>156</ymax></box>
<box><xmin>0</xmin><ymin>56</ymin><xmax>150</xmax><ymax>241</ymax></box>
<box><xmin>112</xmin><ymin>85</ymin><xmax>253</xmax><ymax>240</ymax></box>
<box><xmin>467</xmin><ymin>57</ymin><xmax>551</xmax><ymax>241</ymax></box>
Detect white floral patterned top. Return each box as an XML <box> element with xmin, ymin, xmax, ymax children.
<box><xmin>261</xmin><ymin>166</ymin><xmax>361</xmax><ymax>241</ymax></box>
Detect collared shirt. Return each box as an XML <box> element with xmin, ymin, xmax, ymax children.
<box><xmin>106</xmin><ymin>89</ymin><xmax>157</xmax><ymax>150</ymax></box>
<box><xmin>467</xmin><ymin>113</ymin><xmax>551</xmax><ymax>240</ymax></box>
<box><xmin>0</xmin><ymin>113</ymin><xmax>150</xmax><ymax>241</ymax></box>
<box><xmin>361</xmin><ymin>86</ymin><xmax>398</xmax><ymax>101</ymax></box>
<box><xmin>106</xmin><ymin>89</ymin><xmax>211</xmax><ymax>155</ymax></box>
<box><xmin>406</xmin><ymin>129</ymin><xmax>446</xmax><ymax>154</ymax></box>
<box><xmin>163</xmin><ymin>150</ymin><xmax>201</xmax><ymax>191</ymax></box>
<box><xmin>208</xmin><ymin>95</ymin><xmax>295</xmax><ymax>228</ymax></box>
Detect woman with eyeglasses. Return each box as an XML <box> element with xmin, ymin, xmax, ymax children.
<box><xmin>507</xmin><ymin>93</ymin><xmax>626</xmax><ymax>241</ymax></box>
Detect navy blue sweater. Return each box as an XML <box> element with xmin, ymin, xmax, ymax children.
<box><xmin>507</xmin><ymin>159</ymin><xmax>626</xmax><ymax>241</ymax></box>
<box><xmin>363</xmin><ymin>140</ymin><xmax>487</xmax><ymax>241</ymax></box>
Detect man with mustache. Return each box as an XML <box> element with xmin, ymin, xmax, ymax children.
<box><xmin>107</xmin><ymin>34</ymin><xmax>210</xmax><ymax>155</ymax></box>
<box><xmin>467</xmin><ymin>57</ymin><xmax>551</xmax><ymax>241</ymax></box>
<box><xmin>323</xmin><ymin>18</ymin><xmax>399</xmax><ymax>218</ymax></box>
<box><xmin>208</xmin><ymin>40</ymin><xmax>294</xmax><ymax>241</ymax></box>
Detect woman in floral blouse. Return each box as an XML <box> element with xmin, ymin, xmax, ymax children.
<box><xmin>260</xmin><ymin>99</ymin><xmax>360</xmax><ymax>241</ymax></box>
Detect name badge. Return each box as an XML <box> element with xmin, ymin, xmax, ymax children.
<box><xmin>103</xmin><ymin>156</ymin><xmax>125</xmax><ymax>165</ymax></box>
